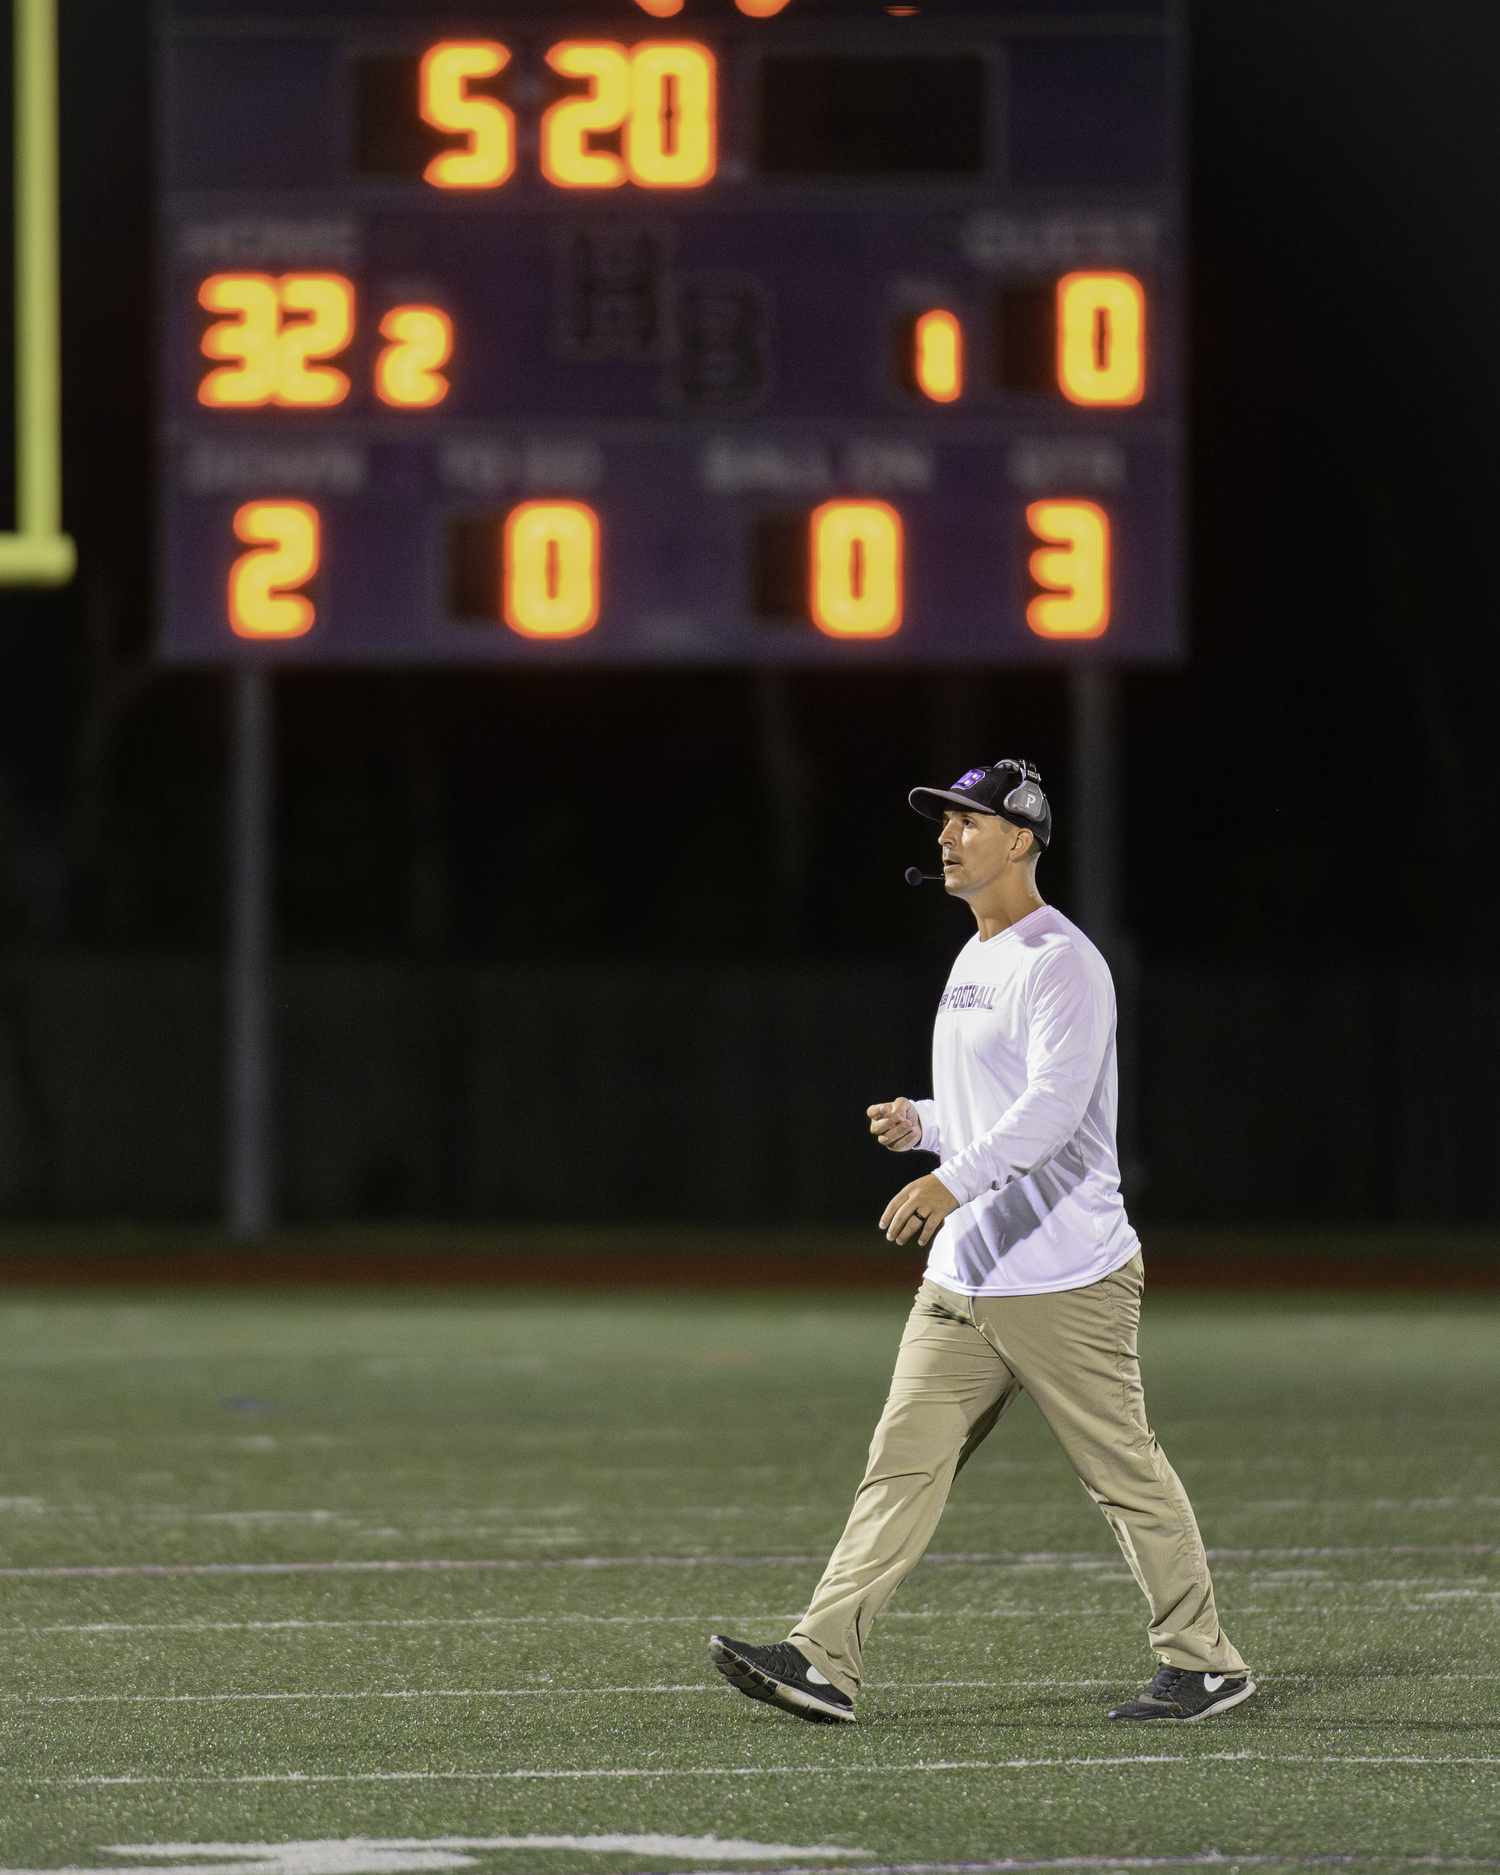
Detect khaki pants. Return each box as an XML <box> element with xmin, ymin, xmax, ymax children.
<box><xmin>789</xmin><ymin>1255</ymin><xmax>1245</xmax><ymax>1694</ymax></box>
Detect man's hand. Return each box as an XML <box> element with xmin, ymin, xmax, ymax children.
<box><xmin>880</xmin><ymin>1173</ymin><xmax>961</xmax><ymax>1247</ymax></box>
<box><xmin>868</xmin><ymin>1097</ymin><xmax>922</xmax><ymax>1152</ymax></box>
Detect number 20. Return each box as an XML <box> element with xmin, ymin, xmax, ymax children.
<box><xmin>542</xmin><ymin>42</ymin><xmax>716</xmax><ymax>188</ymax></box>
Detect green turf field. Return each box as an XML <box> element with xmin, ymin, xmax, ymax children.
<box><xmin>0</xmin><ymin>1285</ymin><xmax>1497</xmax><ymax>1875</ymax></box>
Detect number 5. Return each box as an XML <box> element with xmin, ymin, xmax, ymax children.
<box><xmin>420</xmin><ymin>43</ymin><xmax>515</xmax><ymax>189</ymax></box>
<box><xmin>229</xmin><ymin>502</ymin><xmax>320</xmax><ymax>639</ymax></box>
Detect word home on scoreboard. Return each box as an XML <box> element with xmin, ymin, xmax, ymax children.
<box><xmin>159</xmin><ymin>0</ymin><xmax>1184</xmax><ymax>667</ymax></box>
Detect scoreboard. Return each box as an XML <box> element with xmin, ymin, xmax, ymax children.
<box><xmin>157</xmin><ymin>0</ymin><xmax>1184</xmax><ymax>666</ymax></box>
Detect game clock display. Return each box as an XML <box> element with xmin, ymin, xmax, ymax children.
<box><xmin>159</xmin><ymin>0</ymin><xmax>1184</xmax><ymax>667</ymax></box>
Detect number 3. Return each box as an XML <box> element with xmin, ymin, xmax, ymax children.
<box><xmin>1025</xmin><ymin>500</ymin><xmax>1111</xmax><ymax>639</ymax></box>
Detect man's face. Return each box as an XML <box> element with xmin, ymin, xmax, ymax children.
<box><xmin>939</xmin><ymin>806</ymin><xmax>1023</xmax><ymax>897</ymax></box>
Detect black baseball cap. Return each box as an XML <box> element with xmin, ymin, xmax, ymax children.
<box><xmin>909</xmin><ymin>759</ymin><xmax>1052</xmax><ymax>848</ymax></box>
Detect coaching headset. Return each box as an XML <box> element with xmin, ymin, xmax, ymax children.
<box><xmin>904</xmin><ymin>760</ymin><xmax>1051</xmax><ymax>884</ymax></box>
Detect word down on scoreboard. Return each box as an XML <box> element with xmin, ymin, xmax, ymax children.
<box><xmin>160</xmin><ymin>0</ymin><xmax>1183</xmax><ymax>665</ymax></box>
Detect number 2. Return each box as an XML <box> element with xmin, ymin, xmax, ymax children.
<box><xmin>376</xmin><ymin>306</ymin><xmax>453</xmax><ymax>408</ymax></box>
<box><xmin>228</xmin><ymin>502</ymin><xmax>320</xmax><ymax>639</ymax></box>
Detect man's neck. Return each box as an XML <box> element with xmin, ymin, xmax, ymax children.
<box><xmin>970</xmin><ymin>884</ymin><xmax>1046</xmax><ymax>944</ymax></box>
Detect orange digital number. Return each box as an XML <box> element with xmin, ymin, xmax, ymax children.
<box><xmin>626</xmin><ymin>43</ymin><xmax>716</xmax><ymax>187</ymax></box>
<box><xmin>376</xmin><ymin>306</ymin><xmax>453</xmax><ymax>408</ymax></box>
<box><xmin>503</xmin><ymin>502</ymin><xmax>600</xmax><ymax>638</ymax></box>
<box><xmin>274</xmin><ymin>276</ymin><xmax>356</xmax><ymax>407</ymax></box>
<box><xmin>228</xmin><ymin>502</ymin><xmax>320</xmax><ymax>640</ymax></box>
<box><xmin>420</xmin><ymin>42</ymin><xmax>515</xmax><ymax>189</ymax></box>
<box><xmin>542</xmin><ymin>43</ymin><xmax>631</xmax><ymax>187</ymax></box>
<box><xmin>912</xmin><ymin>309</ymin><xmax>962</xmax><ymax>403</ymax></box>
<box><xmin>542</xmin><ymin>41</ymin><xmax>715</xmax><ymax>188</ymax></box>
<box><xmin>810</xmin><ymin>501</ymin><xmax>903</xmax><ymax>638</ymax></box>
<box><xmin>198</xmin><ymin>275</ymin><xmax>281</xmax><ymax>406</ymax></box>
<box><xmin>1056</xmin><ymin>272</ymin><xmax>1146</xmax><ymax>407</ymax></box>
<box><xmin>1025</xmin><ymin>500</ymin><xmax>1110</xmax><ymax>639</ymax></box>
<box><xmin>198</xmin><ymin>274</ymin><xmax>354</xmax><ymax>409</ymax></box>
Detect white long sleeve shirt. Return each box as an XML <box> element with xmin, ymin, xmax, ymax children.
<box><xmin>915</xmin><ymin>905</ymin><xmax>1140</xmax><ymax>1296</ymax></box>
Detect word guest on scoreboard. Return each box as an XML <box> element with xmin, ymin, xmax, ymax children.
<box><xmin>159</xmin><ymin>0</ymin><xmax>1184</xmax><ymax>666</ymax></box>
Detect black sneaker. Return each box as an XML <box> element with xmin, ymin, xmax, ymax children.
<box><xmin>708</xmin><ymin>1635</ymin><xmax>856</xmax><ymax>1724</ymax></box>
<box><xmin>1108</xmin><ymin>1663</ymin><xmax>1256</xmax><ymax>1722</ymax></box>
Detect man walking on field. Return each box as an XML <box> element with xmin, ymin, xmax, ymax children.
<box><xmin>710</xmin><ymin>759</ymin><xmax>1252</xmax><ymax>1725</ymax></box>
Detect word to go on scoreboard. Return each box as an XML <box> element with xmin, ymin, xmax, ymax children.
<box><xmin>159</xmin><ymin>0</ymin><xmax>1184</xmax><ymax>666</ymax></box>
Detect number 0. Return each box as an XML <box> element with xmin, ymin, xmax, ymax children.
<box><xmin>626</xmin><ymin>44</ymin><xmax>716</xmax><ymax>187</ymax></box>
<box><xmin>503</xmin><ymin>502</ymin><xmax>600</xmax><ymax>638</ymax></box>
<box><xmin>1056</xmin><ymin>273</ymin><xmax>1145</xmax><ymax>406</ymax></box>
<box><xmin>811</xmin><ymin>501</ymin><xmax>903</xmax><ymax>638</ymax></box>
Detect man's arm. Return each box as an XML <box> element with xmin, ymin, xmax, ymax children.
<box><xmin>932</xmin><ymin>948</ymin><xmax>1108</xmax><ymax>1206</ymax></box>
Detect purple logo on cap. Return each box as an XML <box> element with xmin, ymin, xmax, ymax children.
<box><xmin>953</xmin><ymin>768</ymin><xmax>987</xmax><ymax>790</ymax></box>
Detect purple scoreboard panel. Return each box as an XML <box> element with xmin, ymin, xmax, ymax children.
<box><xmin>158</xmin><ymin>0</ymin><xmax>1184</xmax><ymax>667</ymax></box>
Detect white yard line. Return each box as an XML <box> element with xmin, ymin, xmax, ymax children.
<box><xmin>693</xmin><ymin>1861</ymin><xmax>1496</xmax><ymax>1873</ymax></box>
<box><xmin>0</xmin><ymin>1686</ymin><xmax>720</xmax><ymax>1703</ymax></box>
<box><xmin>0</xmin><ymin>1556</ymin><xmax>827</xmax><ymax>1579</ymax></box>
<box><xmin>14</xmin><ymin>1614</ymin><xmax>808</xmax><ymax>1635</ymax></box>
<box><xmin>8</xmin><ymin>1599</ymin><xmax>1495</xmax><ymax>1637</ymax></box>
<box><xmin>719</xmin><ymin>1861</ymin><xmax>1493</xmax><ymax>1874</ymax></box>
<box><xmin>17</xmin><ymin>1753</ymin><xmax>1500</xmax><ymax>1788</ymax></box>
<box><xmin>4</xmin><ymin>1544</ymin><xmax>1500</xmax><ymax>1580</ymax></box>
<box><xmin>7</xmin><ymin>1671</ymin><xmax>1500</xmax><ymax>1703</ymax></box>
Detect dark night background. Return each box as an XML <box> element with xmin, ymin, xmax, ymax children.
<box><xmin>0</xmin><ymin>0</ymin><xmax>1496</xmax><ymax>1227</ymax></box>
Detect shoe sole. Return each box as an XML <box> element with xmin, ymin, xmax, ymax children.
<box><xmin>708</xmin><ymin>1636</ymin><xmax>856</xmax><ymax>1725</ymax></box>
<box><xmin>1110</xmin><ymin>1677</ymin><xmax>1257</xmax><ymax>1722</ymax></box>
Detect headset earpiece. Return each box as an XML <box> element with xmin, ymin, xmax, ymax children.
<box><xmin>997</xmin><ymin>758</ymin><xmax>1044</xmax><ymax>823</ymax></box>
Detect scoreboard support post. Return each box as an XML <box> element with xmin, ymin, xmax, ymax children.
<box><xmin>1070</xmin><ymin>664</ymin><xmax>1140</xmax><ymax>1187</ymax></box>
<box><xmin>226</xmin><ymin>666</ymin><xmax>274</xmax><ymax>1238</ymax></box>
<box><xmin>1070</xmin><ymin>667</ymin><xmax>1121</xmax><ymax>950</ymax></box>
